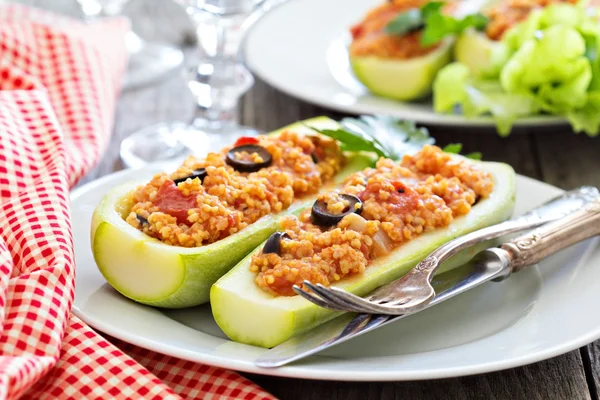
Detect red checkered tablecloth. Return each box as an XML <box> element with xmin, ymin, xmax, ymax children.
<box><xmin>0</xmin><ymin>4</ymin><xmax>275</xmax><ymax>399</ymax></box>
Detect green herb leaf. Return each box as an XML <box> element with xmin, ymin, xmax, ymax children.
<box><xmin>465</xmin><ymin>152</ymin><xmax>483</xmax><ymax>160</ymax></box>
<box><xmin>442</xmin><ymin>143</ymin><xmax>463</xmax><ymax>154</ymax></box>
<box><xmin>458</xmin><ymin>13</ymin><xmax>489</xmax><ymax>32</ymax></box>
<box><xmin>421</xmin><ymin>13</ymin><xmax>459</xmax><ymax>46</ymax></box>
<box><xmin>384</xmin><ymin>8</ymin><xmax>424</xmax><ymax>36</ymax></box>
<box><xmin>421</xmin><ymin>4</ymin><xmax>489</xmax><ymax>47</ymax></box>
<box><xmin>421</xmin><ymin>1</ymin><xmax>444</xmax><ymax>19</ymax></box>
<box><xmin>308</xmin><ymin>116</ymin><xmax>484</xmax><ymax>163</ymax></box>
<box><xmin>310</xmin><ymin>128</ymin><xmax>388</xmax><ymax>159</ymax></box>
<box><xmin>383</xmin><ymin>1</ymin><xmax>489</xmax><ymax>47</ymax></box>
<box><xmin>442</xmin><ymin>144</ymin><xmax>483</xmax><ymax>160</ymax></box>
<box><xmin>306</xmin><ymin>116</ymin><xmax>434</xmax><ymax>163</ymax></box>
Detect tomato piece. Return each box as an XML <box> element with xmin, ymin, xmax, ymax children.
<box><xmin>358</xmin><ymin>180</ymin><xmax>419</xmax><ymax>216</ymax></box>
<box><xmin>391</xmin><ymin>180</ymin><xmax>407</xmax><ymax>192</ymax></box>
<box><xmin>360</xmin><ymin>243</ymin><xmax>370</xmax><ymax>261</ymax></box>
<box><xmin>154</xmin><ymin>180</ymin><xmax>197</xmax><ymax>226</ymax></box>
<box><xmin>268</xmin><ymin>275</ymin><xmax>297</xmax><ymax>297</ymax></box>
<box><xmin>350</xmin><ymin>24</ymin><xmax>363</xmax><ymax>40</ymax></box>
<box><xmin>312</xmin><ymin>146</ymin><xmax>325</xmax><ymax>161</ymax></box>
<box><xmin>234</xmin><ymin>136</ymin><xmax>259</xmax><ymax>147</ymax></box>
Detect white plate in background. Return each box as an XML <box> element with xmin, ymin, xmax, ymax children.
<box><xmin>243</xmin><ymin>0</ymin><xmax>567</xmax><ymax>129</ymax></box>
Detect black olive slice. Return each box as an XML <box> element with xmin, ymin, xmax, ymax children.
<box><xmin>226</xmin><ymin>144</ymin><xmax>272</xmax><ymax>173</ymax></box>
<box><xmin>311</xmin><ymin>152</ymin><xmax>319</xmax><ymax>164</ymax></box>
<box><xmin>173</xmin><ymin>168</ymin><xmax>207</xmax><ymax>185</ymax></box>
<box><xmin>263</xmin><ymin>232</ymin><xmax>289</xmax><ymax>255</ymax></box>
<box><xmin>310</xmin><ymin>194</ymin><xmax>363</xmax><ymax>227</ymax></box>
<box><xmin>397</xmin><ymin>187</ymin><xmax>405</xmax><ymax>193</ymax></box>
<box><xmin>136</xmin><ymin>214</ymin><xmax>149</xmax><ymax>226</ymax></box>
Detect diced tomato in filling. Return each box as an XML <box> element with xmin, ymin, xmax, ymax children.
<box><xmin>234</xmin><ymin>136</ymin><xmax>259</xmax><ymax>147</ymax></box>
<box><xmin>312</xmin><ymin>146</ymin><xmax>325</xmax><ymax>160</ymax></box>
<box><xmin>358</xmin><ymin>180</ymin><xmax>419</xmax><ymax>215</ymax></box>
<box><xmin>350</xmin><ymin>24</ymin><xmax>363</xmax><ymax>40</ymax></box>
<box><xmin>268</xmin><ymin>275</ymin><xmax>297</xmax><ymax>297</ymax></box>
<box><xmin>153</xmin><ymin>180</ymin><xmax>197</xmax><ymax>226</ymax></box>
<box><xmin>360</xmin><ymin>243</ymin><xmax>370</xmax><ymax>261</ymax></box>
<box><xmin>227</xmin><ymin>214</ymin><xmax>236</xmax><ymax>230</ymax></box>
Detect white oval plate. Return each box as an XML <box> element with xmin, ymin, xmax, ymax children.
<box><xmin>243</xmin><ymin>0</ymin><xmax>567</xmax><ymax>128</ymax></box>
<box><xmin>72</xmin><ymin>165</ymin><xmax>600</xmax><ymax>381</ymax></box>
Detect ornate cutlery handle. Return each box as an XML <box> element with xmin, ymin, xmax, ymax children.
<box><xmin>501</xmin><ymin>201</ymin><xmax>600</xmax><ymax>272</ymax></box>
<box><xmin>418</xmin><ymin>186</ymin><xmax>600</xmax><ymax>281</ymax></box>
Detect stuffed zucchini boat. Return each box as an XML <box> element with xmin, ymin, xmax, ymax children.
<box><xmin>90</xmin><ymin>117</ymin><xmax>373</xmax><ymax>308</ymax></box>
<box><xmin>349</xmin><ymin>0</ymin><xmax>453</xmax><ymax>101</ymax></box>
<box><xmin>211</xmin><ymin>145</ymin><xmax>516</xmax><ymax>348</ymax></box>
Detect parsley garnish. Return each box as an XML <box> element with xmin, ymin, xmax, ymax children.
<box><xmin>384</xmin><ymin>8</ymin><xmax>424</xmax><ymax>36</ymax></box>
<box><xmin>306</xmin><ymin>116</ymin><xmax>483</xmax><ymax>163</ymax></box>
<box><xmin>307</xmin><ymin>116</ymin><xmax>432</xmax><ymax>162</ymax></box>
<box><xmin>385</xmin><ymin>2</ymin><xmax>489</xmax><ymax>46</ymax></box>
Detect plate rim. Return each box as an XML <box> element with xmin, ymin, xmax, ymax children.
<box><xmin>72</xmin><ymin>166</ymin><xmax>600</xmax><ymax>381</ymax></box>
<box><xmin>243</xmin><ymin>0</ymin><xmax>569</xmax><ymax>128</ymax></box>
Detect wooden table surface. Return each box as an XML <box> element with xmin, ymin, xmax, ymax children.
<box><xmin>43</xmin><ymin>0</ymin><xmax>600</xmax><ymax>398</ymax></box>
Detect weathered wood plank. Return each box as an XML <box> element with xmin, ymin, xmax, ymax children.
<box><xmin>533</xmin><ymin>130</ymin><xmax>600</xmax><ymax>189</ymax></box>
<box><xmin>244</xmin><ymin>351</ymin><xmax>590</xmax><ymax>400</ymax></box>
<box><xmin>586</xmin><ymin>344</ymin><xmax>600</xmax><ymax>400</ymax></box>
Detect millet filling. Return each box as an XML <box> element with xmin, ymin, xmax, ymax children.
<box><xmin>251</xmin><ymin>145</ymin><xmax>494</xmax><ymax>296</ymax></box>
<box><xmin>124</xmin><ymin>131</ymin><xmax>344</xmax><ymax>247</ymax></box>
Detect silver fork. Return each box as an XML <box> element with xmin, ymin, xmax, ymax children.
<box><xmin>293</xmin><ymin>186</ymin><xmax>600</xmax><ymax>315</ymax></box>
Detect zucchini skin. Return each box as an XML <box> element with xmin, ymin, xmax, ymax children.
<box><xmin>350</xmin><ymin>38</ymin><xmax>454</xmax><ymax>101</ymax></box>
<box><xmin>454</xmin><ymin>29</ymin><xmax>499</xmax><ymax>77</ymax></box>
<box><xmin>211</xmin><ymin>160</ymin><xmax>517</xmax><ymax>348</ymax></box>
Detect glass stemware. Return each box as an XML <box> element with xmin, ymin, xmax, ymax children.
<box><xmin>77</xmin><ymin>0</ymin><xmax>185</xmax><ymax>90</ymax></box>
<box><xmin>119</xmin><ymin>0</ymin><xmax>266</xmax><ymax>169</ymax></box>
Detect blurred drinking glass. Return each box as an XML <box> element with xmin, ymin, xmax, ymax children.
<box><xmin>77</xmin><ymin>0</ymin><xmax>185</xmax><ymax>90</ymax></box>
<box><xmin>119</xmin><ymin>0</ymin><xmax>267</xmax><ymax>169</ymax></box>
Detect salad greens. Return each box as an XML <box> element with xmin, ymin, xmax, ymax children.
<box><xmin>307</xmin><ymin>116</ymin><xmax>482</xmax><ymax>163</ymax></box>
<box><xmin>434</xmin><ymin>2</ymin><xmax>600</xmax><ymax>136</ymax></box>
<box><xmin>385</xmin><ymin>2</ymin><xmax>488</xmax><ymax>46</ymax></box>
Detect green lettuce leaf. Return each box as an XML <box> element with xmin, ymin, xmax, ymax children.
<box><xmin>432</xmin><ymin>63</ymin><xmax>471</xmax><ymax>113</ymax></box>
<box><xmin>500</xmin><ymin>25</ymin><xmax>592</xmax><ymax>114</ymax></box>
<box><xmin>434</xmin><ymin>63</ymin><xmax>538</xmax><ymax>135</ymax></box>
<box><xmin>566</xmin><ymin>91</ymin><xmax>600</xmax><ymax>136</ymax></box>
<box><xmin>434</xmin><ymin>2</ymin><xmax>600</xmax><ymax>136</ymax></box>
<box><xmin>503</xmin><ymin>3</ymin><xmax>589</xmax><ymax>52</ymax></box>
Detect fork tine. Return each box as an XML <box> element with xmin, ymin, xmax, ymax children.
<box><xmin>297</xmin><ymin>278</ymin><xmax>435</xmax><ymax>316</ymax></box>
<box><xmin>302</xmin><ymin>281</ymin><xmax>358</xmax><ymax>311</ymax></box>
<box><xmin>331</xmin><ymin>286</ymin><xmax>434</xmax><ymax>315</ymax></box>
<box><xmin>328</xmin><ymin>284</ymin><xmax>436</xmax><ymax>315</ymax></box>
<box><xmin>292</xmin><ymin>285</ymin><xmax>349</xmax><ymax>312</ymax></box>
<box><xmin>322</xmin><ymin>268</ymin><xmax>423</xmax><ymax>314</ymax></box>
<box><xmin>369</xmin><ymin>295</ymin><xmax>434</xmax><ymax>315</ymax></box>
<box><xmin>326</xmin><ymin>285</ymin><xmax>406</xmax><ymax>314</ymax></box>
